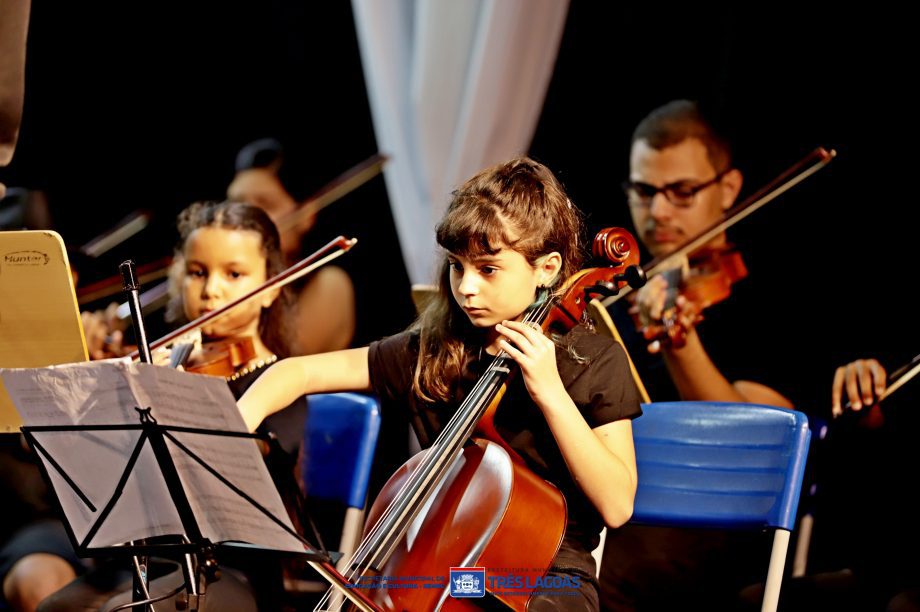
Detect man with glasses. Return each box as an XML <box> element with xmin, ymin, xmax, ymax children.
<box><xmin>614</xmin><ymin>99</ymin><xmax>794</xmax><ymax>408</ymax></box>
<box><xmin>599</xmin><ymin>100</ymin><xmax>796</xmax><ymax>610</ymax></box>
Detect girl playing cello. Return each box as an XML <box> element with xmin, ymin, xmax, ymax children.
<box><xmin>238</xmin><ymin>157</ymin><xmax>641</xmax><ymax>610</ymax></box>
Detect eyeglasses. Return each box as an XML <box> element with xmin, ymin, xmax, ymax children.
<box><xmin>623</xmin><ymin>169</ymin><xmax>730</xmax><ymax>209</ymax></box>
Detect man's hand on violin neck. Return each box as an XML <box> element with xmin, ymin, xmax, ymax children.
<box><xmin>636</xmin><ymin>275</ymin><xmax>670</xmax><ymax>324</ymax></box>
<box><xmin>832</xmin><ymin>358</ymin><xmax>887</xmax><ymax>417</ymax></box>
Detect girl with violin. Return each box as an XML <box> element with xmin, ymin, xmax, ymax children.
<box><xmin>163</xmin><ymin>199</ymin><xmax>308</xmax><ymax>456</ymax></box>
<box><xmin>238</xmin><ymin>157</ymin><xmax>642</xmax><ymax>610</ymax></box>
<box><xmin>40</xmin><ymin>200</ymin><xmax>305</xmax><ymax>612</ymax></box>
<box><xmin>85</xmin><ymin>199</ymin><xmax>298</xmax><ymax>407</ymax></box>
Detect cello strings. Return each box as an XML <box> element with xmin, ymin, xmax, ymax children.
<box><xmin>336</xmin><ymin>300</ymin><xmax>552</xmax><ymax>583</ymax></box>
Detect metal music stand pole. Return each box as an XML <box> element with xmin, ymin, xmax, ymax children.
<box><xmin>121</xmin><ymin>259</ymin><xmax>224</xmax><ymax>612</ymax></box>
<box><xmin>120</xmin><ymin>259</ymin><xmax>153</xmax><ymax>611</ymax></box>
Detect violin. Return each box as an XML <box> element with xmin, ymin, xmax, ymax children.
<box><xmin>180</xmin><ymin>336</ymin><xmax>258</xmax><ymax>378</ymax></box>
<box><xmin>311</xmin><ymin>227</ymin><xmax>644</xmax><ymax>612</ymax></box>
<box><xmin>632</xmin><ymin>245</ymin><xmax>748</xmax><ymax>350</ymax></box>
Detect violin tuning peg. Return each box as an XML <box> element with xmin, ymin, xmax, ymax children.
<box><xmin>615</xmin><ymin>265</ymin><xmax>647</xmax><ymax>290</ymax></box>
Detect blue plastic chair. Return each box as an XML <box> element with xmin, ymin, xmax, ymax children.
<box><xmin>608</xmin><ymin>401</ymin><xmax>811</xmax><ymax>612</ymax></box>
<box><xmin>300</xmin><ymin>392</ymin><xmax>381</xmax><ymax>571</ymax></box>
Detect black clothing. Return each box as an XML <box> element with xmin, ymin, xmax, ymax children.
<box><xmin>609</xmin><ymin>276</ymin><xmax>801</xmax><ymax>407</ymax></box>
<box><xmin>600</xmin><ymin>276</ymin><xmax>787</xmax><ymax>611</ymax></box>
<box><xmin>227</xmin><ymin>365</ymin><xmax>307</xmax><ymax>457</ymax></box>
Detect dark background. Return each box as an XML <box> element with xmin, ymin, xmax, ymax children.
<box><xmin>2</xmin><ymin>2</ymin><xmax>915</xmax><ymax>414</ymax></box>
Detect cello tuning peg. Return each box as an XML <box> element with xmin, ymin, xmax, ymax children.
<box><xmin>615</xmin><ymin>265</ymin><xmax>647</xmax><ymax>290</ymax></box>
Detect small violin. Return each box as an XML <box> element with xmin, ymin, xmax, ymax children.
<box><xmin>182</xmin><ymin>336</ymin><xmax>258</xmax><ymax>378</ymax></box>
<box><xmin>145</xmin><ymin>328</ymin><xmax>260</xmax><ymax>378</ymax></box>
<box><xmin>632</xmin><ymin>245</ymin><xmax>748</xmax><ymax>350</ymax></box>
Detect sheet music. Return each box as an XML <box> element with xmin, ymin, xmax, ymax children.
<box><xmin>0</xmin><ymin>361</ymin><xmax>306</xmax><ymax>553</ymax></box>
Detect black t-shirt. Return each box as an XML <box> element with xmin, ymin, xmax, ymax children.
<box><xmin>611</xmin><ymin>274</ymin><xmax>803</xmax><ymax>407</ymax></box>
<box><xmin>366</xmin><ymin>324</ymin><xmax>642</xmax><ymax>552</ymax></box>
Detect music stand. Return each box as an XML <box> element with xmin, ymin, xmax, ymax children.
<box><xmin>2</xmin><ymin>258</ymin><xmax>329</xmax><ymax>611</ymax></box>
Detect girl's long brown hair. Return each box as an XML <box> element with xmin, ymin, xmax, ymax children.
<box><xmin>411</xmin><ymin>157</ymin><xmax>584</xmax><ymax>403</ymax></box>
<box><xmin>165</xmin><ymin>200</ymin><xmax>294</xmax><ymax>358</ymax></box>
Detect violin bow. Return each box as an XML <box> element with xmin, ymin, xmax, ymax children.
<box><xmin>276</xmin><ymin>152</ymin><xmax>389</xmax><ymax>232</ymax></box>
<box><xmin>602</xmin><ymin>147</ymin><xmax>836</xmax><ymax>308</ymax></box>
<box><xmin>79</xmin><ymin>256</ymin><xmax>172</xmax><ymax>306</ymax></box>
<box><xmin>77</xmin><ymin>153</ymin><xmax>388</xmax><ymax>306</ymax></box>
<box><xmin>126</xmin><ymin>236</ymin><xmax>356</xmax><ymax>359</ymax></box>
<box><xmin>80</xmin><ymin>209</ymin><xmax>152</xmax><ymax>258</ymax></box>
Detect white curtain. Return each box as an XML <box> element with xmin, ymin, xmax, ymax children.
<box><xmin>352</xmin><ymin>0</ymin><xmax>570</xmax><ymax>284</ymax></box>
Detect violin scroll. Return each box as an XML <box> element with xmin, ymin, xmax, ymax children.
<box><xmin>592</xmin><ymin>227</ymin><xmax>647</xmax><ymax>296</ymax></box>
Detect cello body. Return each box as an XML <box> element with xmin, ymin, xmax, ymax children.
<box><xmin>359</xmin><ymin>439</ymin><xmax>566</xmax><ymax>611</ymax></box>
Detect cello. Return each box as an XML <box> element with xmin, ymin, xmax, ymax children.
<box><xmin>312</xmin><ymin>227</ymin><xmax>643</xmax><ymax>611</ymax></box>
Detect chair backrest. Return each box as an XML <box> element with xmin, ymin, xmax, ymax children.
<box><xmin>301</xmin><ymin>392</ymin><xmax>381</xmax><ymax>509</ymax></box>
<box><xmin>631</xmin><ymin>401</ymin><xmax>811</xmax><ymax>531</ymax></box>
